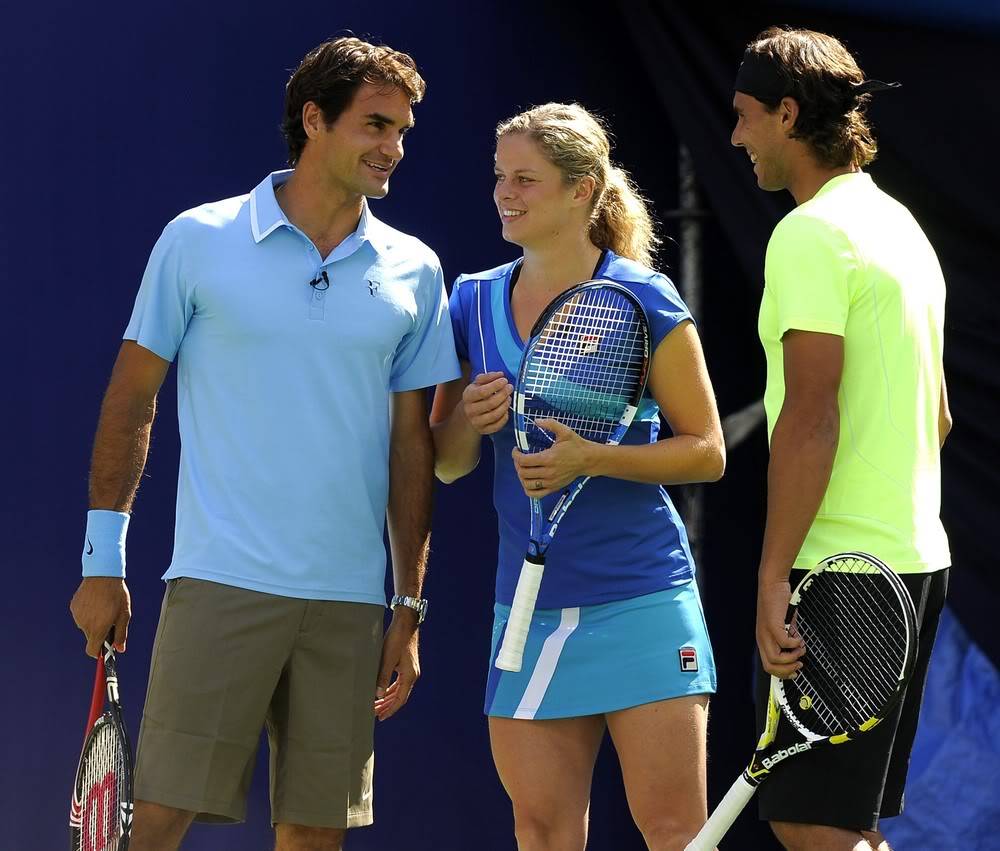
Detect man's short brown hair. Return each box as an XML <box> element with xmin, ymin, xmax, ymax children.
<box><xmin>746</xmin><ymin>27</ymin><xmax>878</xmax><ymax>169</ymax></box>
<box><xmin>281</xmin><ymin>36</ymin><xmax>425</xmax><ymax>166</ymax></box>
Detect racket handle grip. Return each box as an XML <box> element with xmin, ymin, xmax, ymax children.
<box><xmin>495</xmin><ymin>558</ymin><xmax>545</xmax><ymax>672</ymax></box>
<box><xmin>685</xmin><ymin>773</ymin><xmax>757</xmax><ymax>851</ymax></box>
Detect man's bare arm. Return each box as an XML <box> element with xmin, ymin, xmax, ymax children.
<box><xmin>89</xmin><ymin>341</ymin><xmax>171</xmax><ymax>510</ymax></box>
<box><xmin>70</xmin><ymin>341</ymin><xmax>170</xmax><ymax>657</ymax></box>
<box><xmin>939</xmin><ymin>374</ymin><xmax>952</xmax><ymax>449</ymax></box>
<box><xmin>757</xmin><ymin>330</ymin><xmax>843</xmax><ymax>678</ymax></box>
<box><xmin>375</xmin><ymin>388</ymin><xmax>434</xmax><ymax>721</ymax></box>
<box><xmin>387</xmin><ymin>389</ymin><xmax>435</xmax><ymax>601</ymax></box>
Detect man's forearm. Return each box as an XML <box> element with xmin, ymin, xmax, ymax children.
<box><xmin>89</xmin><ymin>387</ymin><xmax>157</xmax><ymax>512</ymax></box>
<box><xmin>386</xmin><ymin>417</ymin><xmax>434</xmax><ymax>598</ymax></box>
<box><xmin>759</xmin><ymin>404</ymin><xmax>839</xmax><ymax>582</ymax></box>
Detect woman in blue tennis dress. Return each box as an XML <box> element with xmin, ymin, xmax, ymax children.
<box><xmin>431</xmin><ymin>103</ymin><xmax>724</xmax><ymax>850</ymax></box>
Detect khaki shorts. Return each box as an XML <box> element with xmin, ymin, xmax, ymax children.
<box><xmin>133</xmin><ymin>578</ymin><xmax>384</xmax><ymax>828</ymax></box>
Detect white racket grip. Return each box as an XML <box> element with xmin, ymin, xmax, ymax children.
<box><xmin>685</xmin><ymin>774</ymin><xmax>757</xmax><ymax>851</ymax></box>
<box><xmin>495</xmin><ymin>558</ymin><xmax>545</xmax><ymax>672</ymax></box>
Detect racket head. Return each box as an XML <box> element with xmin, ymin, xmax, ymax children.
<box><xmin>775</xmin><ymin>552</ymin><xmax>919</xmax><ymax>744</ymax></box>
<box><xmin>70</xmin><ymin>645</ymin><xmax>134</xmax><ymax>850</ymax></box>
<box><xmin>513</xmin><ymin>280</ymin><xmax>651</xmax><ymax>454</ymax></box>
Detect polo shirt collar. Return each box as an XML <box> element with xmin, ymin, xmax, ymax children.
<box><xmin>249</xmin><ymin>169</ymin><xmax>392</xmax><ymax>256</ymax></box>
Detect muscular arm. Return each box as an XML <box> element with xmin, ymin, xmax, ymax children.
<box><xmin>71</xmin><ymin>341</ymin><xmax>170</xmax><ymax>657</ymax></box>
<box><xmin>387</xmin><ymin>388</ymin><xmax>435</xmax><ymax>601</ymax></box>
<box><xmin>756</xmin><ymin>330</ymin><xmax>843</xmax><ymax>676</ymax></box>
<box><xmin>939</xmin><ymin>374</ymin><xmax>952</xmax><ymax>449</ymax></box>
<box><xmin>90</xmin><ymin>341</ymin><xmax>171</xmax><ymax>510</ymax></box>
<box><xmin>376</xmin><ymin>388</ymin><xmax>435</xmax><ymax>720</ymax></box>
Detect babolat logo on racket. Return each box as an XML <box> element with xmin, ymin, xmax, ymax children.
<box><xmin>762</xmin><ymin>742</ymin><xmax>812</xmax><ymax>769</ymax></box>
<box><xmin>679</xmin><ymin>646</ymin><xmax>699</xmax><ymax>672</ymax></box>
<box><xmin>580</xmin><ymin>334</ymin><xmax>601</xmax><ymax>355</ymax></box>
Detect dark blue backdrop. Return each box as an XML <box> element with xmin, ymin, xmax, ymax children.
<box><xmin>5</xmin><ymin>1</ymin><xmax>996</xmax><ymax>850</ymax></box>
<box><xmin>2</xmin><ymin>2</ymin><xmax>725</xmax><ymax>848</ymax></box>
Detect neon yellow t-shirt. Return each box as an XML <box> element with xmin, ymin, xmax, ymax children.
<box><xmin>759</xmin><ymin>172</ymin><xmax>950</xmax><ymax>573</ymax></box>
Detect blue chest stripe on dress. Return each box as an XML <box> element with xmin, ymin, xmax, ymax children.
<box><xmin>489</xmin><ymin>273</ymin><xmax>523</xmax><ymax>377</ymax></box>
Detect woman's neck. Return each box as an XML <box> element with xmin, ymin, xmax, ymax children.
<box><xmin>518</xmin><ymin>233</ymin><xmax>603</xmax><ymax>295</ymax></box>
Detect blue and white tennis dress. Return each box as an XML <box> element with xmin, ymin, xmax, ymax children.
<box><xmin>448</xmin><ymin>250</ymin><xmax>717</xmax><ymax>719</ymax></box>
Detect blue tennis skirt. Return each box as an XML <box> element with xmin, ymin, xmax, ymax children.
<box><xmin>485</xmin><ymin>582</ymin><xmax>716</xmax><ymax>720</ymax></box>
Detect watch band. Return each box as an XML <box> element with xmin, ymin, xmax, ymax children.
<box><xmin>390</xmin><ymin>594</ymin><xmax>428</xmax><ymax>625</ymax></box>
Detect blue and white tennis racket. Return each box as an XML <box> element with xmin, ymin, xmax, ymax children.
<box><xmin>495</xmin><ymin>280</ymin><xmax>651</xmax><ymax>672</ymax></box>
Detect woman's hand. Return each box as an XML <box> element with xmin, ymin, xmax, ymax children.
<box><xmin>511</xmin><ymin>418</ymin><xmax>597</xmax><ymax>497</ymax></box>
<box><xmin>462</xmin><ymin>372</ymin><xmax>513</xmax><ymax>435</ymax></box>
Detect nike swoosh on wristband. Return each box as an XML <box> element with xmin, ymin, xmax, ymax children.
<box><xmin>85</xmin><ymin>539</ymin><xmax>94</xmax><ymax>556</ymax></box>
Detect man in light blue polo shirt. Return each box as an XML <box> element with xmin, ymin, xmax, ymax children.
<box><xmin>69</xmin><ymin>37</ymin><xmax>459</xmax><ymax>850</ymax></box>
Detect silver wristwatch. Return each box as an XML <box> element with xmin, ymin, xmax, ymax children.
<box><xmin>390</xmin><ymin>594</ymin><xmax>428</xmax><ymax>625</ymax></box>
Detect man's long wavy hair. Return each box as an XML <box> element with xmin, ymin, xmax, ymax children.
<box><xmin>747</xmin><ymin>27</ymin><xmax>879</xmax><ymax>169</ymax></box>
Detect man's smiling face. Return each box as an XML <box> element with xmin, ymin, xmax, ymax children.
<box><xmin>307</xmin><ymin>82</ymin><xmax>415</xmax><ymax>199</ymax></box>
<box><xmin>731</xmin><ymin>91</ymin><xmax>792</xmax><ymax>192</ymax></box>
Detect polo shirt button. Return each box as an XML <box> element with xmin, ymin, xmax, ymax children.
<box><xmin>316</xmin><ymin>291</ymin><xmax>325</xmax><ymax>300</ymax></box>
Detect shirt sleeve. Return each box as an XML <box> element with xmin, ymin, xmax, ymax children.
<box><xmin>764</xmin><ymin>213</ymin><xmax>858</xmax><ymax>339</ymax></box>
<box><xmin>448</xmin><ymin>276</ymin><xmax>471</xmax><ymax>363</ymax></box>
<box><xmin>122</xmin><ymin>221</ymin><xmax>194</xmax><ymax>361</ymax></box>
<box><xmin>390</xmin><ymin>258</ymin><xmax>462</xmax><ymax>391</ymax></box>
<box><xmin>642</xmin><ymin>273</ymin><xmax>694</xmax><ymax>350</ymax></box>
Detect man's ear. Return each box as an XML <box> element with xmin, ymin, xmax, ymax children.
<box><xmin>302</xmin><ymin>101</ymin><xmax>326</xmax><ymax>140</ymax></box>
<box><xmin>779</xmin><ymin>96</ymin><xmax>800</xmax><ymax>134</ymax></box>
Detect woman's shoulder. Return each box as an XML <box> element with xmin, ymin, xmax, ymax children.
<box><xmin>453</xmin><ymin>258</ymin><xmax>519</xmax><ymax>291</ymax></box>
<box><xmin>602</xmin><ymin>252</ymin><xmax>685</xmax><ymax>309</ymax></box>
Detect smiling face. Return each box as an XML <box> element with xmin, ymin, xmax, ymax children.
<box><xmin>303</xmin><ymin>82</ymin><xmax>414</xmax><ymax>199</ymax></box>
<box><xmin>731</xmin><ymin>91</ymin><xmax>794</xmax><ymax>192</ymax></box>
<box><xmin>493</xmin><ymin>132</ymin><xmax>592</xmax><ymax>249</ymax></box>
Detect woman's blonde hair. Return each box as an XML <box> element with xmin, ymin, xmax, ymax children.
<box><xmin>496</xmin><ymin>103</ymin><xmax>659</xmax><ymax>266</ymax></box>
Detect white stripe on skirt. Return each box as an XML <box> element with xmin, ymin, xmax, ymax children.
<box><xmin>513</xmin><ymin>607</ymin><xmax>581</xmax><ymax>719</ymax></box>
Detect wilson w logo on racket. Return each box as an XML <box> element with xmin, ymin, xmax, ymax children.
<box><xmin>495</xmin><ymin>280</ymin><xmax>651</xmax><ymax>672</ymax></box>
<box><xmin>70</xmin><ymin>640</ymin><xmax>134</xmax><ymax>851</ymax></box>
<box><xmin>684</xmin><ymin>552</ymin><xmax>918</xmax><ymax>850</ymax></box>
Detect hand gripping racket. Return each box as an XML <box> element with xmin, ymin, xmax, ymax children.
<box><xmin>685</xmin><ymin>552</ymin><xmax>918</xmax><ymax>850</ymax></box>
<box><xmin>70</xmin><ymin>639</ymin><xmax>134</xmax><ymax>850</ymax></box>
<box><xmin>495</xmin><ymin>280</ymin><xmax>651</xmax><ymax>672</ymax></box>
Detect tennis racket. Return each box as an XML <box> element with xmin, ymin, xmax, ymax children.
<box><xmin>495</xmin><ymin>280</ymin><xmax>651</xmax><ymax>672</ymax></box>
<box><xmin>685</xmin><ymin>552</ymin><xmax>918</xmax><ymax>850</ymax></box>
<box><xmin>70</xmin><ymin>638</ymin><xmax>134</xmax><ymax>851</ymax></box>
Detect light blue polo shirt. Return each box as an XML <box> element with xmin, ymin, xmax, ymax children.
<box><xmin>124</xmin><ymin>170</ymin><xmax>460</xmax><ymax>603</ymax></box>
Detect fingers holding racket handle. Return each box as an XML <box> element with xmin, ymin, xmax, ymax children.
<box><xmin>496</xmin><ymin>555</ymin><xmax>545</xmax><ymax>672</ymax></box>
<box><xmin>685</xmin><ymin>773</ymin><xmax>757</xmax><ymax>851</ymax></box>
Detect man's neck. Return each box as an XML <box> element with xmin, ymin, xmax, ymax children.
<box><xmin>276</xmin><ymin>162</ymin><xmax>365</xmax><ymax>253</ymax></box>
<box><xmin>787</xmin><ymin>148</ymin><xmax>859</xmax><ymax>206</ymax></box>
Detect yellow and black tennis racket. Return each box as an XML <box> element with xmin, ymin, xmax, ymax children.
<box><xmin>686</xmin><ymin>552</ymin><xmax>918</xmax><ymax>850</ymax></box>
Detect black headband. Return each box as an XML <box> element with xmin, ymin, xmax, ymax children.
<box><xmin>734</xmin><ymin>49</ymin><xmax>900</xmax><ymax>104</ymax></box>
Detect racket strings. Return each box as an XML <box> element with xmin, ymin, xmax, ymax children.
<box><xmin>796</xmin><ymin>577</ymin><xmax>904</xmax><ymax>718</ymax></box>
<box><xmin>75</xmin><ymin>719</ymin><xmax>127</xmax><ymax>851</ymax></box>
<box><xmin>522</xmin><ymin>288</ymin><xmax>648</xmax><ymax>447</ymax></box>
<box><xmin>790</xmin><ymin>563</ymin><xmax>909</xmax><ymax>735</ymax></box>
<box><xmin>803</xmin><ymin>575</ymin><xmax>905</xmax><ymax>697</ymax></box>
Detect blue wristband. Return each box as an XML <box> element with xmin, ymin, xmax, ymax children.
<box><xmin>82</xmin><ymin>510</ymin><xmax>130</xmax><ymax>578</ymax></box>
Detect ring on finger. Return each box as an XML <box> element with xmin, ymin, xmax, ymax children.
<box><xmin>532</xmin><ymin>479</ymin><xmax>543</xmax><ymax>490</ymax></box>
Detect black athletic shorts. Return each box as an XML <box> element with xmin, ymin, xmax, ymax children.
<box><xmin>755</xmin><ymin>567</ymin><xmax>949</xmax><ymax>832</ymax></box>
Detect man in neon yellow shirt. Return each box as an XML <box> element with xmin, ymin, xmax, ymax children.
<box><xmin>731</xmin><ymin>27</ymin><xmax>951</xmax><ymax>851</ymax></box>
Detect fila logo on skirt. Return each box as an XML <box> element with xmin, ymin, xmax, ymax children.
<box><xmin>678</xmin><ymin>646</ymin><xmax>699</xmax><ymax>673</ymax></box>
